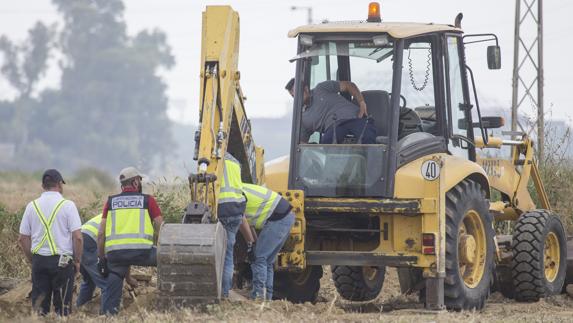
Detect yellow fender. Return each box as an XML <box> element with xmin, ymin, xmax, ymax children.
<box><xmin>395</xmin><ymin>153</ymin><xmax>490</xmax><ymax>199</ymax></box>
<box><xmin>264</xmin><ymin>153</ymin><xmax>490</xmax><ymax>199</ymax></box>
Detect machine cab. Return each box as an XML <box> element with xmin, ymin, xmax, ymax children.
<box><xmin>287</xmin><ymin>7</ymin><xmax>501</xmax><ymax>198</ymax></box>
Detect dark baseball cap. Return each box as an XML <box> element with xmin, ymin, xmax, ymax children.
<box><xmin>42</xmin><ymin>169</ymin><xmax>66</xmax><ymax>184</ymax></box>
<box><xmin>285</xmin><ymin>78</ymin><xmax>295</xmax><ymax>91</ymax></box>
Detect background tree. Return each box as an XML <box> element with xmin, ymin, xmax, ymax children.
<box><xmin>0</xmin><ymin>22</ymin><xmax>54</xmax><ymax>153</ymax></box>
<box><xmin>0</xmin><ymin>0</ymin><xmax>175</xmax><ymax>173</ymax></box>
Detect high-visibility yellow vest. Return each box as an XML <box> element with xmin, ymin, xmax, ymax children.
<box><xmin>242</xmin><ymin>184</ymin><xmax>282</xmax><ymax>230</ymax></box>
<box><xmin>219</xmin><ymin>152</ymin><xmax>246</xmax><ymax>205</ymax></box>
<box><xmin>104</xmin><ymin>193</ymin><xmax>154</xmax><ymax>253</ymax></box>
<box><xmin>31</xmin><ymin>198</ymin><xmax>67</xmax><ymax>255</ymax></box>
<box><xmin>82</xmin><ymin>214</ymin><xmax>102</xmax><ymax>242</ymax></box>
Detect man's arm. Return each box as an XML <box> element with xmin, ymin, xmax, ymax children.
<box><xmin>152</xmin><ymin>216</ymin><xmax>164</xmax><ymax>244</ymax></box>
<box><xmin>18</xmin><ymin>205</ymin><xmax>33</xmax><ymax>263</ymax></box>
<box><xmin>340</xmin><ymin>81</ymin><xmax>368</xmax><ymax>117</ymax></box>
<box><xmin>72</xmin><ymin>229</ymin><xmax>83</xmax><ymax>273</ymax></box>
<box><xmin>147</xmin><ymin>195</ymin><xmax>164</xmax><ymax>243</ymax></box>
<box><xmin>239</xmin><ymin>216</ymin><xmax>255</xmax><ymax>243</ymax></box>
<box><xmin>153</xmin><ymin>216</ymin><xmax>164</xmax><ymax>232</ymax></box>
<box><xmin>65</xmin><ymin>201</ymin><xmax>83</xmax><ymax>273</ymax></box>
<box><xmin>18</xmin><ymin>234</ymin><xmax>32</xmax><ymax>263</ymax></box>
<box><xmin>97</xmin><ymin>218</ymin><xmax>107</xmax><ymax>259</ymax></box>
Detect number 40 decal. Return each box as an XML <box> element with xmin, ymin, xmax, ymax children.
<box><xmin>421</xmin><ymin>160</ymin><xmax>440</xmax><ymax>181</ymax></box>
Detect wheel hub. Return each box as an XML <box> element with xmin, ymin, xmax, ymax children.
<box><xmin>458</xmin><ymin>210</ymin><xmax>486</xmax><ymax>289</ymax></box>
<box><xmin>544</xmin><ymin>232</ymin><xmax>560</xmax><ymax>282</ymax></box>
<box><xmin>460</xmin><ymin>234</ymin><xmax>477</xmax><ymax>265</ymax></box>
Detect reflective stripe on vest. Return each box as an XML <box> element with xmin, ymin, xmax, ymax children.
<box><xmin>81</xmin><ymin>214</ymin><xmax>102</xmax><ymax>242</ymax></box>
<box><xmin>242</xmin><ymin>184</ymin><xmax>281</xmax><ymax>230</ymax></box>
<box><xmin>104</xmin><ymin>194</ymin><xmax>154</xmax><ymax>253</ymax></box>
<box><xmin>219</xmin><ymin>155</ymin><xmax>245</xmax><ymax>205</ymax></box>
<box><xmin>31</xmin><ymin>199</ymin><xmax>67</xmax><ymax>255</ymax></box>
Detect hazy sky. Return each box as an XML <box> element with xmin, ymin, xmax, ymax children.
<box><xmin>0</xmin><ymin>0</ymin><xmax>571</xmax><ymax>126</ymax></box>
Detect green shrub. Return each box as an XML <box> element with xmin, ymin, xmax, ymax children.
<box><xmin>150</xmin><ymin>177</ymin><xmax>189</xmax><ymax>223</ymax></box>
<box><xmin>0</xmin><ymin>204</ymin><xmax>22</xmax><ymax>233</ymax></box>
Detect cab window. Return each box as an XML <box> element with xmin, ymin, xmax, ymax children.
<box><xmin>445</xmin><ymin>36</ymin><xmax>469</xmax><ymax>158</ymax></box>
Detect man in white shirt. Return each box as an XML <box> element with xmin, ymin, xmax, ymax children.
<box><xmin>18</xmin><ymin>169</ymin><xmax>83</xmax><ymax>316</ymax></box>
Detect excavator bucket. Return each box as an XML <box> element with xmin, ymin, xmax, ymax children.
<box><xmin>157</xmin><ymin>223</ymin><xmax>226</xmax><ymax>307</ymax></box>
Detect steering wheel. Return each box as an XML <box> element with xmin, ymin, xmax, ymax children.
<box><xmin>390</xmin><ymin>93</ymin><xmax>407</xmax><ymax>109</ymax></box>
<box><xmin>399</xmin><ymin>94</ymin><xmax>407</xmax><ymax>109</ymax></box>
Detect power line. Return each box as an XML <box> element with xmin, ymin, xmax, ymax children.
<box><xmin>511</xmin><ymin>0</ymin><xmax>544</xmax><ymax>159</ymax></box>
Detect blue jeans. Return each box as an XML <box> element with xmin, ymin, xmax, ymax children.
<box><xmin>103</xmin><ymin>247</ymin><xmax>157</xmax><ymax>315</ymax></box>
<box><xmin>218</xmin><ymin>215</ymin><xmax>243</xmax><ymax>297</ymax></box>
<box><xmin>251</xmin><ymin>212</ymin><xmax>295</xmax><ymax>300</ymax></box>
<box><xmin>76</xmin><ymin>234</ymin><xmax>108</xmax><ymax>314</ymax></box>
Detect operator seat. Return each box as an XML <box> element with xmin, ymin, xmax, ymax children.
<box><xmin>357</xmin><ymin>90</ymin><xmax>391</xmax><ymax>137</ymax></box>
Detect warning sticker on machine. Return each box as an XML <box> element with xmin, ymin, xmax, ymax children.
<box><xmin>421</xmin><ymin>160</ymin><xmax>440</xmax><ymax>181</ymax></box>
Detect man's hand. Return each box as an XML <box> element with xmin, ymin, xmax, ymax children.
<box><xmin>247</xmin><ymin>242</ymin><xmax>256</xmax><ymax>263</ymax></box>
<box><xmin>98</xmin><ymin>257</ymin><xmax>109</xmax><ymax>277</ymax></box>
<box><xmin>358</xmin><ymin>101</ymin><xmax>368</xmax><ymax>118</ymax></box>
<box><xmin>340</xmin><ymin>81</ymin><xmax>368</xmax><ymax>118</ymax></box>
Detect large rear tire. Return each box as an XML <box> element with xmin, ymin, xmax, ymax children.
<box><xmin>331</xmin><ymin>266</ymin><xmax>385</xmax><ymax>301</ymax></box>
<box><xmin>273</xmin><ymin>266</ymin><xmax>323</xmax><ymax>303</ymax></box>
<box><xmin>444</xmin><ymin>179</ymin><xmax>495</xmax><ymax>310</ymax></box>
<box><xmin>512</xmin><ymin>210</ymin><xmax>567</xmax><ymax>302</ymax></box>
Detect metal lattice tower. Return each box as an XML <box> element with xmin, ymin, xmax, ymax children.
<box><xmin>511</xmin><ymin>0</ymin><xmax>544</xmax><ymax>158</ymax></box>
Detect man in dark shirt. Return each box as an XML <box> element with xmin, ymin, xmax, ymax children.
<box><xmin>285</xmin><ymin>78</ymin><xmax>377</xmax><ymax>144</ymax></box>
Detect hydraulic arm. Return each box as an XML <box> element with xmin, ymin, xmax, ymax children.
<box><xmin>188</xmin><ymin>5</ymin><xmax>264</xmax><ymax>223</ymax></box>
<box><xmin>157</xmin><ymin>6</ymin><xmax>264</xmax><ymax>306</ymax></box>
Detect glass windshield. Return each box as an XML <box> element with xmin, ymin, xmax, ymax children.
<box><xmin>296</xmin><ymin>39</ymin><xmax>395</xmax><ymax>145</ymax></box>
<box><xmin>292</xmin><ymin>40</ymin><xmax>393</xmax><ymax>62</ymax></box>
<box><xmin>303</xmin><ymin>40</ymin><xmax>394</xmax><ymax>90</ymax></box>
<box><xmin>296</xmin><ymin>144</ymin><xmax>387</xmax><ymax>197</ymax></box>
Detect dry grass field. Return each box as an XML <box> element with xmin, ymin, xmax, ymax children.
<box><xmin>2</xmin><ymin>171</ymin><xmax>573</xmax><ymax>322</ymax></box>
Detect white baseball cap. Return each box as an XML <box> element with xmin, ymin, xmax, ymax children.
<box><xmin>119</xmin><ymin>166</ymin><xmax>144</xmax><ymax>182</ymax></box>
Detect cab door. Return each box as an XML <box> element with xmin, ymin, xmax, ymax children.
<box><xmin>443</xmin><ymin>34</ymin><xmax>476</xmax><ymax>161</ymax></box>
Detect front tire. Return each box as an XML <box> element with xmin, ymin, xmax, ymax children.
<box><xmin>512</xmin><ymin>210</ymin><xmax>567</xmax><ymax>302</ymax></box>
<box><xmin>444</xmin><ymin>179</ymin><xmax>495</xmax><ymax>310</ymax></box>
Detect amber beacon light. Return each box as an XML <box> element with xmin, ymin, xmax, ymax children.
<box><xmin>367</xmin><ymin>2</ymin><xmax>381</xmax><ymax>22</ymax></box>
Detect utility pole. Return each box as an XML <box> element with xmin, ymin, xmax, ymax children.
<box><xmin>291</xmin><ymin>6</ymin><xmax>313</xmax><ymax>25</ymax></box>
<box><xmin>511</xmin><ymin>0</ymin><xmax>544</xmax><ymax>160</ymax></box>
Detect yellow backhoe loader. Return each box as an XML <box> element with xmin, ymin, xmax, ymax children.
<box><xmin>157</xmin><ymin>3</ymin><xmax>570</xmax><ymax>310</ymax></box>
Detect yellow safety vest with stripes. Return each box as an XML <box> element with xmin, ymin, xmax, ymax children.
<box><xmin>104</xmin><ymin>193</ymin><xmax>154</xmax><ymax>254</ymax></box>
<box><xmin>219</xmin><ymin>152</ymin><xmax>246</xmax><ymax>205</ymax></box>
<box><xmin>31</xmin><ymin>198</ymin><xmax>67</xmax><ymax>255</ymax></box>
<box><xmin>242</xmin><ymin>184</ymin><xmax>282</xmax><ymax>230</ymax></box>
<box><xmin>81</xmin><ymin>214</ymin><xmax>102</xmax><ymax>242</ymax></box>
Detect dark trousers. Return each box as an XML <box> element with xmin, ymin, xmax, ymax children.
<box><xmin>77</xmin><ymin>234</ymin><xmax>108</xmax><ymax>313</ymax></box>
<box><xmin>31</xmin><ymin>254</ymin><xmax>75</xmax><ymax>316</ymax></box>
<box><xmin>103</xmin><ymin>248</ymin><xmax>157</xmax><ymax>315</ymax></box>
<box><xmin>321</xmin><ymin>118</ymin><xmax>377</xmax><ymax>144</ymax></box>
